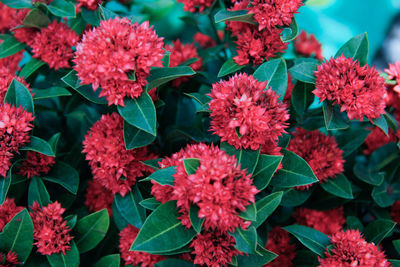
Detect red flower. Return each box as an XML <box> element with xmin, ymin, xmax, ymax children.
<box><xmin>85</xmin><ymin>180</ymin><xmax>114</xmax><ymax>216</ymax></box>
<box><xmin>74</xmin><ymin>18</ymin><xmax>164</xmax><ymax>106</ymax></box>
<box><xmin>209</xmin><ymin>73</ymin><xmax>289</xmax><ymax>152</ymax></box>
<box><xmin>165</xmin><ymin>39</ymin><xmax>202</xmax><ymax>87</ymax></box>
<box><xmin>385</xmin><ymin>62</ymin><xmax>400</xmax><ymax>93</ymax></box>
<box><xmin>0</xmin><ymin>251</ymin><xmax>20</xmax><ymax>267</ymax></box>
<box><xmin>0</xmin><ymin>70</ymin><xmax>30</xmax><ymax>103</ymax></box>
<box><xmin>287</xmin><ymin>128</ymin><xmax>344</xmax><ymax>190</ymax></box>
<box><xmin>190</xmin><ymin>230</ymin><xmax>241</xmax><ymax>267</ymax></box>
<box><xmin>0</xmin><ymin>4</ymin><xmax>28</xmax><ymax>33</ymax></box>
<box><xmin>30</xmin><ymin>20</ymin><xmax>78</xmax><ymax>70</ymax></box>
<box><xmin>77</xmin><ymin>0</ymin><xmax>102</xmax><ymax>10</ymax></box>
<box><xmin>314</xmin><ymin>55</ymin><xmax>386</xmax><ymax>121</ymax></box>
<box><xmin>194</xmin><ymin>32</ymin><xmax>216</xmax><ymax>49</ymax></box>
<box><xmin>82</xmin><ymin>113</ymin><xmax>155</xmax><ymax>196</ymax></box>
<box><xmin>294</xmin><ymin>30</ymin><xmax>323</xmax><ymax>60</ymax></box>
<box><xmin>177</xmin><ymin>0</ymin><xmax>214</xmax><ymax>13</ymax></box>
<box><xmin>0</xmin><ymin>103</ymin><xmax>34</xmax><ymax>177</ymax></box>
<box><xmin>249</xmin><ymin>0</ymin><xmax>303</xmax><ymax>31</ymax></box>
<box><xmin>384</xmin><ymin>62</ymin><xmax>400</xmax><ymax>112</ymax></box>
<box><xmin>265</xmin><ymin>226</ymin><xmax>296</xmax><ymax>267</ymax></box>
<box><xmin>30</xmin><ymin>202</ymin><xmax>73</xmax><ymax>255</ymax></box>
<box><xmin>18</xmin><ymin>151</ymin><xmax>55</xmax><ymax>179</ymax></box>
<box><xmin>318</xmin><ymin>229</ymin><xmax>390</xmax><ymax>267</ymax></box>
<box><xmin>0</xmin><ymin>198</ymin><xmax>23</xmax><ymax>232</ymax></box>
<box><xmin>363</xmin><ymin>127</ymin><xmax>397</xmax><ymax>155</ymax></box>
<box><xmin>151</xmin><ymin>143</ymin><xmax>259</xmax><ymax>232</ymax></box>
<box><xmin>13</xmin><ymin>27</ymin><xmax>39</xmax><ymax>47</ymax></box>
<box><xmin>294</xmin><ymin>207</ymin><xmax>346</xmax><ymax>235</ymax></box>
<box><xmin>391</xmin><ymin>200</ymin><xmax>400</xmax><ymax>224</ymax></box>
<box><xmin>119</xmin><ymin>225</ymin><xmax>165</xmax><ymax>266</ymax></box>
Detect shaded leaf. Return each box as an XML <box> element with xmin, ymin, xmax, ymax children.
<box><xmin>364</xmin><ymin>219</ymin><xmax>396</xmax><ymax>244</ymax></box>
<box><xmin>288</xmin><ymin>60</ymin><xmax>317</xmax><ymax>84</ymax></box>
<box><xmin>42</xmin><ymin>162</ymin><xmax>79</xmax><ymax>194</ymax></box>
<box><xmin>238</xmin><ymin>202</ymin><xmax>256</xmax><ymax>222</ymax></box>
<box><xmin>23</xmin><ymin>8</ymin><xmax>50</xmax><ymax>28</ymax></box>
<box><xmin>46</xmin><ymin>241</ymin><xmax>79</xmax><ymax>267</ymax></box>
<box><xmin>4</xmin><ymin>79</ymin><xmax>34</xmax><ymax>114</ymax></box>
<box><xmin>94</xmin><ymin>254</ymin><xmax>120</xmax><ymax>267</ymax></box>
<box><xmin>114</xmin><ymin>186</ymin><xmax>146</xmax><ymax>229</ymax></box>
<box><xmin>230</xmin><ymin>226</ymin><xmax>257</xmax><ymax>254</ymax></box>
<box><xmin>320</xmin><ymin>174</ymin><xmax>353</xmax><ymax>199</ymax></box>
<box><xmin>253</xmin><ymin>191</ymin><xmax>283</xmax><ymax>228</ymax></box>
<box><xmin>280</xmin><ymin>18</ymin><xmax>299</xmax><ymax>42</ymax></box>
<box><xmin>189</xmin><ymin>204</ymin><xmax>204</xmax><ymax>234</ymax></box>
<box><xmin>0</xmin><ymin>36</ymin><xmax>24</xmax><ymax>59</ymax></box>
<box><xmin>252</xmin><ymin>154</ymin><xmax>283</xmax><ymax>190</ymax></box>
<box><xmin>217</xmin><ymin>58</ymin><xmax>245</xmax><ymax>78</ymax></box>
<box><xmin>283</xmin><ymin>225</ymin><xmax>330</xmax><ymax>256</ymax></box>
<box><xmin>140</xmin><ymin>198</ymin><xmax>161</xmax><ymax>211</ymax></box>
<box><xmin>322</xmin><ymin>102</ymin><xmax>349</xmax><ymax>130</ymax></box>
<box><xmin>147</xmin><ymin>66</ymin><xmax>195</xmax><ymax>89</ymax></box>
<box><xmin>47</xmin><ymin>0</ymin><xmax>76</xmax><ymax>18</ymax></box>
<box><xmin>142</xmin><ymin>166</ymin><xmax>176</xmax><ymax>186</ymax></box>
<box><xmin>124</xmin><ymin>121</ymin><xmax>156</xmax><ymax>150</ymax></box>
<box><xmin>220</xmin><ymin>142</ymin><xmax>260</xmax><ymax>174</ymax></box>
<box><xmin>20</xmin><ymin>136</ymin><xmax>55</xmax><ymax>157</ymax></box>
<box><xmin>214</xmin><ymin>9</ymin><xmax>255</xmax><ymax>24</ymax></box>
<box><xmin>335</xmin><ymin>33</ymin><xmax>369</xmax><ymax>66</ymax></box>
<box><xmin>182</xmin><ymin>158</ymin><xmax>200</xmax><ymax>175</ymax></box>
<box><xmin>28</xmin><ymin>176</ymin><xmax>50</xmax><ymax>207</ymax></box>
<box><xmin>32</xmin><ymin>87</ymin><xmax>71</xmax><ymax>100</ymax></box>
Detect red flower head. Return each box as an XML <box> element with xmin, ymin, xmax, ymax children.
<box><xmin>194</xmin><ymin>32</ymin><xmax>216</xmax><ymax>49</ymax></box>
<box><xmin>85</xmin><ymin>180</ymin><xmax>114</xmax><ymax>216</ymax></box>
<box><xmin>82</xmin><ymin>113</ymin><xmax>155</xmax><ymax>196</ymax></box>
<box><xmin>314</xmin><ymin>55</ymin><xmax>386</xmax><ymax>121</ymax></box>
<box><xmin>209</xmin><ymin>73</ymin><xmax>289</xmax><ymax>152</ymax></box>
<box><xmin>363</xmin><ymin>127</ymin><xmax>397</xmax><ymax>155</ymax></box>
<box><xmin>265</xmin><ymin>226</ymin><xmax>296</xmax><ymax>267</ymax></box>
<box><xmin>385</xmin><ymin>62</ymin><xmax>400</xmax><ymax>93</ymax></box>
<box><xmin>119</xmin><ymin>225</ymin><xmax>165</xmax><ymax>266</ymax></box>
<box><xmin>13</xmin><ymin>27</ymin><xmax>39</xmax><ymax>47</ymax></box>
<box><xmin>30</xmin><ymin>20</ymin><xmax>78</xmax><ymax>70</ymax></box>
<box><xmin>0</xmin><ymin>251</ymin><xmax>20</xmax><ymax>267</ymax></box>
<box><xmin>0</xmin><ymin>103</ymin><xmax>34</xmax><ymax>177</ymax></box>
<box><xmin>0</xmin><ymin>70</ymin><xmax>30</xmax><ymax>103</ymax></box>
<box><xmin>152</xmin><ymin>143</ymin><xmax>259</xmax><ymax>232</ymax></box>
<box><xmin>30</xmin><ymin>202</ymin><xmax>73</xmax><ymax>255</ymax></box>
<box><xmin>77</xmin><ymin>0</ymin><xmax>102</xmax><ymax>10</ymax></box>
<box><xmin>190</xmin><ymin>230</ymin><xmax>241</xmax><ymax>267</ymax></box>
<box><xmin>0</xmin><ymin>198</ymin><xmax>23</xmax><ymax>232</ymax></box>
<box><xmin>318</xmin><ymin>229</ymin><xmax>390</xmax><ymax>267</ymax></box>
<box><xmin>165</xmin><ymin>39</ymin><xmax>202</xmax><ymax>87</ymax></box>
<box><xmin>287</xmin><ymin>128</ymin><xmax>344</xmax><ymax>190</ymax></box>
<box><xmin>294</xmin><ymin>30</ymin><xmax>323</xmax><ymax>61</ymax></box>
<box><xmin>284</xmin><ymin>73</ymin><xmax>294</xmax><ymax>104</ymax></box>
<box><xmin>18</xmin><ymin>151</ymin><xmax>55</xmax><ymax>179</ymax></box>
<box><xmin>0</xmin><ymin>4</ymin><xmax>28</xmax><ymax>33</ymax></box>
<box><xmin>249</xmin><ymin>0</ymin><xmax>303</xmax><ymax>31</ymax></box>
<box><xmin>74</xmin><ymin>18</ymin><xmax>164</xmax><ymax>106</ymax></box>
<box><xmin>177</xmin><ymin>0</ymin><xmax>214</xmax><ymax>13</ymax></box>
<box><xmin>391</xmin><ymin>200</ymin><xmax>400</xmax><ymax>224</ymax></box>
<box><xmin>294</xmin><ymin>207</ymin><xmax>346</xmax><ymax>235</ymax></box>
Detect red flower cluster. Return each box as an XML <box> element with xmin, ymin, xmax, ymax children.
<box><xmin>18</xmin><ymin>151</ymin><xmax>55</xmax><ymax>179</ymax></box>
<box><xmin>194</xmin><ymin>32</ymin><xmax>216</xmax><ymax>49</ymax></box>
<box><xmin>30</xmin><ymin>21</ymin><xmax>78</xmax><ymax>70</ymax></box>
<box><xmin>0</xmin><ymin>198</ymin><xmax>23</xmax><ymax>232</ymax></box>
<box><xmin>0</xmin><ymin>251</ymin><xmax>20</xmax><ymax>267</ymax></box>
<box><xmin>30</xmin><ymin>202</ymin><xmax>72</xmax><ymax>255</ymax></box>
<box><xmin>294</xmin><ymin>207</ymin><xmax>345</xmax><ymax>235</ymax></box>
<box><xmin>363</xmin><ymin>127</ymin><xmax>397</xmax><ymax>155</ymax></box>
<box><xmin>177</xmin><ymin>0</ymin><xmax>214</xmax><ymax>12</ymax></box>
<box><xmin>318</xmin><ymin>229</ymin><xmax>390</xmax><ymax>267</ymax></box>
<box><xmin>314</xmin><ymin>55</ymin><xmax>386</xmax><ymax>121</ymax></box>
<box><xmin>0</xmin><ymin>70</ymin><xmax>30</xmax><ymax>102</ymax></box>
<box><xmin>165</xmin><ymin>40</ymin><xmax>202</xmax><ymax>87</ymax></box>
<box><xmin>85</xmin><ymin>180</ymin><xmax>114</xmax><ymax>216</ymax></box>
<box><xmin>0</xmin><ymin>4</ymin><xmax>28</xmax><ymax>33</ymax></box>
<box><xmin>74</xmin><ymin>18</ymin><xmax>164</xmax><ymax>106</ymax></box>
<box><xmin>13</xmin><ymin>27</ymin><xmax>38</xmax><ymax>47</ymax></box>
<box><xmin>82</xmin><ymin>113</ymin><xmax>155</xmax><ymax>196</ymax></box>
<box><xmin>0</xmin><ymin>103</ymin><xmax>34</xmax><ymax>177</ymax></box>
<box><xmin>77</xmin><ymin>0</ymin><xmax>102</xmax><ymax>10</ymax></box>
<box><xmin>391</xmin><ymin>200</ymin><xmax>400</xmax><ymax>224</ymax></box>
<box><xmin>294</xmin><ymin>30</ymin><xmax>323</xmax><ymax>60</ymax></box>
<box><xmin>119</xmin><ymin>225</ymin><xmax>165</xmax><ymax>266</ymax></box>
<box><xmin>265</xmin><ymin>226</ymin><xmax>296</xmax><ymax>267</ymax></box>
<box><xmin>190</xmin><ymin>230</ymin><xmax>241</xmax><ymax>267</ymax></box>
<box><xmin>209</xmin><ymin>73</ymin><xmax>289</xmax><ymax>153</ymax></box>
<box><xmin>151</xmin><ymin>143</ymin><xmax>259</xmax><ymax>232</ymax></box>
<box><xmin>287</xmin><ymin>128</ymin><xmax>344</xmax><ymax>190</ymax></box>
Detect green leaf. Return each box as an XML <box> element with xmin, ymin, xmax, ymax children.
<box><xmin>99</xmin><ymin>5</ymin><xmax>118</xmax><ymax>20</ymax></box>
<box><xmin>0</xmin><ymin>173</ymin><xmax>11</xmax><ymax>204</ymax></box>
<box><xmin>236</xmin><ymin>245</ymin><xmax>277</xmax><ymax>267</ymax></box>
<box><xmin>42</xmin><ymin>162</ymin><xmax>79</xmax><ymax>194</ymax></box>
<box><xmin>65</xmin><ymin>214</ymin><xmax>77</xmax><ymax>230</ymax></box>
<box><xmin>322</xmin><ymin>102</ymin><xmax>349</xmax><ymax>130</ymax></box>
<box><xmin>385</xmin><ymin>111</ymin><xmax>398</xmax><ymax>132</ymax></box>
<box><xmin>189</xmin><ymin>204</ymin><xmax>204</xmax><ymax>234</ymax></box>
<box><xmin>230</xmin><ymin>226</ymin><xmax>258</xmax><ymax>254</ymax></box>
<box><xmin>220</xmin><ymin>142</ymin><xmax>260</xmax><ymax>174</ymax></box>
<box><xmin>238</xmin><ymin>202</ymin><xmax>256</xmax><ymax>221</ymax></box>
<box><xmin>46</xmin><ymin>132</ymin><xmax>60</xmax><ymax>153</ymax></box>
<box><xmin>28</xmin><ymin>176</ymin><xmax>50</xmax><ymax>207</ymax></box>
<box><xmin>23</xmin><ymin>8</ymin><xmax>51</xmax><ymax>28</ymax></box>
<box><xmin>214</xmin><ymin>9</ymin><xmax>256</xmax><ymax>24</ymax></box>
<box><xmin>47</xmin><ymin>0</ymin><xmax>76</xmax><ymax>18</ymax></box>
<box><xmin>393</xmin><ymin>240</ymin><xmax>400</xmax><ymax>255</ymax></box>
<box><xmin>335</xmin><ymin>33</ymin><xmax>369</xmax><ymax>66</ymax></box>
<box><xmin>320</xmin><ymin>174</ymin><xmax>353</xmax><ymax>199</ymax></box>
<box><xmin>389</xmin><ymin>259</ymin><xmax>400</xmax><ymax>267</ymax></box>
<box><xmin>81</xmin><ymin>7</ymin><xmax>102</xmax><ymax>27</ymax></box>
<box><xmin>141</xmin><ymin>158</ymin><xmax>163</xmax><ymax>170</ymax></box>
<box><xmin>155</xmin><ymin>259</ymin><xmax>196</xmax><ymax>267</ymax></box>
<box><xmin>346</xmin><ymin>216</ymin><xmax>364</xmax><ymax>231</ymax></box>
<box><xmin>124</xmin><ymin>121</ymin><xmax>156</xmax><ymax>150</ymax></box>
<box><xmin>140</xmin><ymin>198</ymin><xmax>161</xmax><ymax>211</ymax></box>
<box><xmin>353</xmin><ymin>163</ymin><xmax>384</xmax><ymax>186</ymax></box>
<box><xmin>118</xmin><ymin>92</ymin><xmax>157</xmax><ymax>135</ymax></box>
<box><xmin>0</xmin><ymin>36</ymin><xmax>24</xmax><ymax>59</ymax></box>
<box><xmin>142</xmin><ymin>166</ymin><xmax>176</xmax><ymax>186</ymax></box>
<box><xmin>217</xmin><ymin>58</ymin><xmax>244</xmax><ymax>78</ymax></box>
<box><xmin>0</xmin><ymin>209</ymin><xmax>34</xmax><ymax>263</ymax></box>
<box><xmin>46</xmin><ymin>241</ymin><xmax>79</xmax><ymax>267</ymax></box>
<box><xmin>253</xmin><ymin>58</ymin><xmax>288</xmax><ymax>101</ymax></box>
<box><xmin>182</xmin><ymin>158</ymin><xmax>200</xmax><ymax>175</ymax></box>
<box><xmin>75</xmin><ymin>209</ymin><xmax>110</xmax><ymax>253</ymax></box>
<box><xmin>0</xmin><ymin>0</ymin><xmax>32</xmax><ymax>8</ymax></box>
<box><xmin>252</xmin><ymin>154</ymin><xmax>283</xmax><ymax>190</ymax></box>
<box><xmin>371</xmin><ymin>181</ymin><xmax>400</xmax><ymax>208</ymax></box>
<box><xmin>373</xmin><ymin>114</ymin><xmax>389</xmax><ymax>136</ymax></box>
<box><xmin>114</xmin><ymin>186</ymin><xmax>146</xmax><ymax>229</ymax></box>
<box><xmin>270</xmin><ymin>149</ymin><xmax>318</xmax><ymax>188</ymax></box>
<box><xmin>335</xmin><ymin>128</ymin><xmax>370</xmax><ymax>157</ymax></box>
<box><xmin>147</xmin><ymin>66</ymin><xmax>195</xmax><ymax>90</ymax></box>
<box><xmin>279</xmin><ymin>186</ymin><xmax>314</xmax><ymax>207</ymax></box>
<box><xmin>4</xmin><ymin>79</ymin><xmax>34</xmax><ymax>114</ymax></box>
<box><xmin>364</xmin><ymin>219</ymin><xmax>396</xmax><ymax>244</ymax></box>
<box><xmin>291</xmin><ymin>82</ymin><xmax>314</xmax><ymax>119</ymax></box>
<box><xmin>130</xmin><ymin>201</ymin><xmax>196</xmax><ymax>254</ymax></box>
<box><xmin>281</xmin><ymin>17</ymin><xmax>299</xmax><ymax>42</ymax></box>
<box><xmin>20</xmin><ymin>136</ymin><xmax>55</xmax><ymax>157</ymax></box>
<box><xmin>253</xmin><ymin>192</ymin><xmax>283</xmax><ymax>228</ymax></box>
<box><xmin>288</xmin><ymin>60</ymin><xmax>317</xmax><ymax>84</ymax></box>
<box><xmin>94</xmin><ymin>254</ymin><xmax>120</xmax><ymax>267</ymax></box>
<box><xmin>32</xmin><ymin>87</ymin><xmax>71</xmax><ymax>100</ymax></box>
<box><xmin>283</xmin><ymin>225</ymin><xmax>330</xmax><ymax>256</ymax></box>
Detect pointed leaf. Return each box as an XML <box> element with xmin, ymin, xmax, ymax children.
<box><xmin>42</xmin><ymin>162</ymin><xmax>79</xmax><ymax>194</ymax></box>
<box><xmin>155</xmin><ymin>259</ymin><xmax>196</xmax><ymax>267</ymax></box>
<box><xmin>32</xmin><ymin>87</ymin><xmax>71</xmax><ymax>100</ymax></box>
<box><xmin>218</xmin><ymin>58</ymin><xmax>244</xmax><ymax>77</ymax></box>
<box><xmin>214</xmin><ymin>9</ymin><xmax>255</xmax><ymax>24</ymax></box>
<box><xmin>252</xmin><ymin>154</ymin><xmax>283</xmax><ymax>190</ymax></box>
<box><xmin>291</xmin><ymin>82</ymin><xmax>314</xmax><ymax>119</ymax></box>
<box><xmin>230</xmin><ymin>226</ymin><xmax>258</xmax><ymax>254</ymax></box>
<box><xmin>335</xmin><ymin>128</ymin><xmax>370</xmax><ymax>157</ymax></box>
<box><xmin>373</xmin><ymin>114</ymin><xmax>389</xmax><ymax>136</ymax></box>
<box><xmin>279</xmin><ymin>186</ymin><xmax>314</xmax><ymax>207</ymax></box>
<box><xmin>335</xmin><ymin>33</ymin><xmax>368</xmax><ymax>66</ymax></box>
<box><xmin>353</xmin><ymin>162</ymin><xmax>384</xmax><ymax>186</ymax></box>
<box><xmin>236</xmin><ymin>245</ymin><xmax>277</xmax><ymax>266</ymax></box>
<box><xmin>322</xmin><ymin>102</ymin><xmax>349</xmax><ymax>130</ymax></box>
<box><xmin>4</xmin><ymin>79</ymin><xmax>34</xmax><ymax>114</ymax></box>
<box><xmin>189</xmin><ymin>204</ymin><xmax>204</xmax><ymax>234</ymax></box>
<box><xmin>124</xmin><ymin>121</ymin><xmax>156</xmax><ymax>150</ymax></box>
<box><xmin>238</xmin><ymin>202</ymin><xmax>256</xmax><ymax>222</ymax></box>
<box><xmin>23</xmin><ymin>8</ymin><xmax>51</xmax><ymax>28</ymax></box>
<box><xmin>320</xmin><ymin>174</ymin><xmax>353</xmax><ymax>199</ymax></box>
<box><xmin>46</xmin><ymin>241</ymin><xmax>79</xmax><ymax>267</ymax></box>
<box><xmin>140</xmin><ymin>198</ymin><xmax>161</xmax><ymax>211</ymax></box>
<box><xmin>28</xmin><ymin>176</ymin><xmax>50</xmax><ymax>207</ymax></box>
<box><xmin>114</xmin><ymin>186</ymin><xmax>146</xmax><ymax>229</ymax></box>
<box><xmin>20</xmin><ymin>136</ymin><xmax>55</xmax><ymax>157</ymax></box>
<box><xmin>0</xmin><ymin>36</ymin><xmax>25</xmax><ymax>59</ymax></box>
<box><xmin>283</xmin><ymin>225</ymin><xmax>330</xmax><ymax>256</ymax></box>
<box><xmin>147</xmin><ymin>66</ymin><xmax>195</xmax><ymax>89</ymax></box>
<box><xmin>364</xmin><ymin>219</ymin><xmax>396</xmax><ymax>244</ymax></box>
<box><xmin>94</xmin><ymin>254</ymin><xmax>120</xmax><ymax>267</ymax></box>
<box><xmin>182</xmin><ymin>158</ymin><xmax>200</xmax><ymax>175</ymax></box>
<box><xmin>288</xmin><ymin>60</ymin><xmax>317</xmax><ymax>84</ymax></box>
<box><xmin>253</xmin><ymin>191</ymin><xmax>283</xmax><ymax>228</ymax></box>
<box><xmin>280</xmin><ymin>17</ymin><xmax>298</xmax><ymax>42</ymax></box>
<box><xmin>220</xmin><ymin>142</ymin><xmax>260</xmax><ymax>174</ymax></box>
<box><xmin>142</xmin><ymin>166</ymin><xmax>176</xmax><ymax>186</ymax></box>
<box><xmin>47</xmin><ymin>0</ymin><xmax>76</xmax><ymax>18</ymax></box>
<box><xmin>0</xmin><ymin>0</ymin><xmax>32</xmax><ymax>8</ymax></box>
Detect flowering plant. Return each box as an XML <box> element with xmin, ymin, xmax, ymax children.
<box><xmin>0</xmin><ymin>0</ymin><xmax>400</xmax><ymax>266</ymax></box>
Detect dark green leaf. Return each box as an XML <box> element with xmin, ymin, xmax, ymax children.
<box><xmin>335</xmin><ymin>33</ymin><xmax>368</xmax><ymax>66</ymax></box>
<box><xmin>253</xmin><ymin>192</ymin><xmax>283</xmax><ymax>228</ymax></box>
<box><xmin>47</xmin><ymin>0</ymin><xmax>76</xmax><ymax>18</ymax></box>
<box><xmin>69</xmin><ymin>13</ymin><xmax>86</xmax><ymax>35</ymax></box>
<box><xmin>0</xmin><ymin>0</ymin><xmax>32</xmax><ymax>8</ymax></box>
<box><xmin>46</xmin><ymin>241</ymin><xmax>79</xmax><ymax>267</ymax></box>
<box><xmin>322</xmin><ymin>102</ymin><xmax>349</xmax><ymax>130</ymax></box>
<box><xmin>20</xmin><ymin>136</ymin><xmax>55</xmax><ymax>157</ymax></box>
<box><xmin>23</xmin><ymin>8</ymin><xmax>51</xmax><ymax>28</ymax></box>
<box><xmin>114</xmin><ymin>186</ymin><xmax>146</xmax><ymax>229</ymax></box>
<box><xmin>373</xmin><ymin>114</ymin><xmax>389</xmax><ymax>136</ymax></box>
<box><xmin>130</xmin><ymin>201</ymin><xmax>196</xmax><ymax>253</ymax></box>
<box><xmin>320</xmin><ymin>174</ymin><xmax>353</xmax><ymax>199</ymax></box>
<box><xmin>353</xmin><ymin>163</ymin><xmax>384</xmax><ymax>186</ymax></box>
<box><xmin>279</xmin><ymin>187</ymin><xmax>314</xmax><ymax>207</ymax></box>
<box><xmin>118</xmin><ymin>93</ymin><xmax>157</xmax><ymax>135</ymax></box>
<box><xmin>335</xmin><ymin>128</ymin><xmax>370</xmax><ymax>157</ymax></box>
<box><xmin>182</xmin><ymin>158</ymin><xmax>200</xmax><ymax>175</ymax></box>
<box><xmin>346</xmin><ymin>216</ymin><xmax>364</xmax><ymax>231</ymax></box>
<box><xmin>393</xmin><ymin>240</ymin><xmax>400</xmax><ymax>255</ymax></box>
<box><xmin>179</xmin><ymin>57</ymin><xmax>199</xmax><ymax>67</ymax></box>
<box><xmin>288</xmin><ymin>60</ymin><xmax>317</xmax><ymax>84</ymax></box>
<box><xmin>141</xmin><ymin>158</ymin><xmax>163</xmax><ymax>170</ymax></box>
<box><xmin>283</xmin><ymin>225</ymin><xmax>330</xmax><ymax>256</ymax></box>
<box><xmin>184</xmin><ymin>92</ymin><xmax>211</xmax><ymax>106</ymax></box>
<box><xmin>214</xmin><ymin>9</ymin><xmax>256</xmax><ymax>24</ymax></box>
<box><xmin>94</xmin><ymin>254</ymin><xmax>120</xmax><ymax>267</ymax></box>
<box><xmin>0</xmin><ymin>36</ymin><xmax>24</xmax><ymax>59</ymax></box>
<box><xmin>189</xmin><ymin>204</ymin><xmax>204</xmax><ymax>233</ymax></box>
<box><xmin>389</xmin><ymin>259</ymin><xmax>400</xmax><ymax>267</ymax></box>
<box><xmin>19</xmin><ymin>58</ymin><xmax>45</xmax><ymax>79</ymax></box>
<box><xmin>371</xmin><ymin>181</ymin><xmax>400</xmax><ymax>208</ymax></box>
<box><xmin>220</xmin><ymin>142</ymin><xmax>260</xmax><ymax>174</ymax></box>
<box><xmin>155</xmin><ymin>259</ymin><xmax>196</xmax><ymax>267</ymax></box>
<box><xmin>217</xmin><ymin>58</ymin><xmax>244</xmax><ymax>77</ymax></box>
<box><xmin>0</xmin><ymin>173</ymin><xmax>11</xmax><ymax>204</ymax></box>
<box><xmin>364</xmin><ymin>219</ymin><xmax>396</xmax><ymax>244</ymax></box>
<box><xmin>4</xmin><ymin>79</ymin><xmax>34</xmax><ymax>114</ymax></box>
<box><xmin>81</xmin><ymin>7</ymin><xmax>102</xmax><ymax>26</ymax></box>
<box><xmin>385</xmin><ymin>111</ymin><xmax>398</xmax><ymax>132</ymax></box>
<box><xmin>124</xmin><ymin>121</ymin><xmax>156</xmax><ymax>150</ymax></box>
<box><xmin>238</xmin><ymin>202</ymin><xmax>256</xmax><ymax>222</ymax></box>
<box><xmin>252</xmin><ymin>154</ymin><xmax>283</xmax><ymax>190</ymax></box>
<box><xmin>147</xmin><ymin>66</ymin><xmax>195</xmax><ymax>89</ymax></box>
<box><xmin>236</xmin><ymin>245</ymin><xmax>277</xmax><ymax>267</ymax></box>
<box><xmin>280</xmin><ymin>18</ymin><xmax>299</xmax><ymax>42</ymax></box>
<box><xmin>75</xmin><ymin>209</ymin><xmax>110</xmax><ymax>253</ymax></box>
<box><xmin>42</xmin><ymin>162</ymin><xmax>79</xmax><ymax>194</ymax></box>
<box><xmin>142</xmin><ymin>166</ymin><xmax>176</xmax><ymax>186</ymax></box>
<box><xmin>28</xmin><ymin>176</ymin><xmax>50</xmax><ymax>207</ymax></box>
<box><xmin>99</xmin><ymin>5</ymin><xmax>118</xmax><ymax>20</ymax></box>
<box><xmin>65</xmin><ymin>214</ymin><xmax>77</xmax><ymax>230</ymax></box>
<box><xmin>291</xmin><ymin>82</ymin><xmax>314</xmax><ymax>119</ymax></box>
<box><xmin>32</xmin><ymin>87</ymin><xmax>71</xmax><ymax>100</ymax></box>
<box><xmin>140</xmin><ymin>198</ymin><xmax>161</xmax><ymax>211</ymax></box>
<box><xmin>230</xmin><ymin>226</ymin><xmax>258</xmax><ymax>254</ymax></box>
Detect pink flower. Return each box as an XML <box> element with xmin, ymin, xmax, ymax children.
<box><xmin>363</xmin><ymin>127</ymin><xmax>397</xmax><ymax>155</ymax></box>
<box><xmin>294</xmin><ymin>207</ymin><xmax>346</xmax><ymax>235</ymax></box>
<box><xmin>265</xmin><ymin>226</ymin><xmax>296</xmax><ymax>267</ymax></box>
<box><xmin>177</xmin><ymin>0</ymin><xmax>215</xmax><ymax>13</ymax></box>
<box><xmin>76</xmin><ymin>0</ymin><xmax>102</xmax><ymax>10</ymax></box>
<box><xmin>194</xmin><ymin>32</ymin><xmax>216</xmax><ymax>49</ymax></box>
<box><xmin>294</xmin><ymin>30</ymin><xmax>323</xmax><ymax>60</ymax></box>
<box><xmin>314</xmin><ymin>55</ymin><xmax>386</xmax><ymax>121</ymax></box>
<box><xmin>74</xmin><ymin>18</ymin><xmax>164</xmax><ymax>106</ymax></box>
<box><xmin>0</xmin><ymin>4</ymin><xmax>28</xmax><ymax>33</ymax></box>
<box><xmin>13</xmin><ymin>27</ymin><xmax>39</xmax><ymax>47</ymax></box>
<box><xmin>85</xmin><ymin>180</ymin><xmax>114</xmax><ymax>216</ymax></box>
<box><xmin>0</xmin><ymin>198</ymin><xmax>23</xmax><ymax>232</ymax></box>
<box><xmin>0</xmin><ymin>251</ymin><xmax>20</xmax><ymax>267</ymax></box>
<box><xmin>18</xmin><ymin>151</ymin><xmax>55</xmax><ymax>179</ymax></box>
<box><xmin>385</xmin><ymin>62</ymin><xmax>400</xmax><ymax>93</ymax></box>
